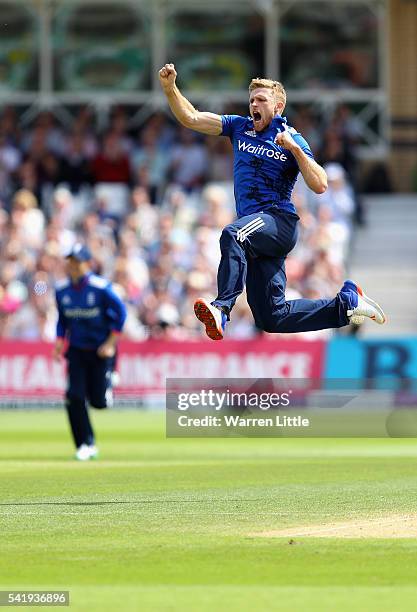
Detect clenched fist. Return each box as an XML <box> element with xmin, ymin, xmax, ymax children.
<box><xmin>274</xmin><ymin>129</ymin><xmax>298</xmax><ymax>152</ymax></box>
<box><xmin>159</xmin><ymin>63</ymin><xmax>177</xmax><ymax>92</ymax></box>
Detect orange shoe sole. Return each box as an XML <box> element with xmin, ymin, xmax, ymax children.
<box><xmin>194</xmin><ymin>299</ymin><xmax>224</xmax><ymax>340</ymax></box>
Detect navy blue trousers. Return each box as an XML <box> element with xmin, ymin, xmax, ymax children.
<box><xmin>212</xmin><ymin>210</ymin><xmax>350</xmax><ymax>333</ymax></box>
<box><xmin>65</xmin><ymin>346</ymin><xmax>113</xmax><ymax>448</ymax></box>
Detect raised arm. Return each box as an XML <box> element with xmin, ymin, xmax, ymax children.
<box><xmin>158</xmin><ymin>63</ymin><xmax>222</xmax><ymax>136</ymax></box>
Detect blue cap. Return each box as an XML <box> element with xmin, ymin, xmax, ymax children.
<box><xmin>66</xmin><ymin>243</ymin><xmax>92</xmax><ymax>262</ymax></box>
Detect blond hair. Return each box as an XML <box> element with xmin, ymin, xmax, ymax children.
<box><xmin>249</xmin><ymin>78</ymin><xmax>286</xmax><ymax>109</ymax></box>
<box><xmin>12</xmin><ymin>189</ymin><xmax>38</xmax><ymax>211</ymax></box>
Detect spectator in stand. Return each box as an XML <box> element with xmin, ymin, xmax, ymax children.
<box><xmin>91</xmin><ymin>132</ymin><xmax>131</xmax><ymax>184</ymax></box>
<box><xmin>199</xmin><ymin>184</ymin><xmax>233</xmax><ymax>228</ymax></box>
<box><xmin>32</xmin><ymin>111</ymin><xmax>66</xmax><ymax>156</ymax></box>
<box><xmin>319</xmin><ymin>105</ymin><xmax>364</xmax><ymax>225</ymax></box>
<box><xmin>126</xmin><ymin>185</ymin><xmax>159</xmax><ymax>247</ymax></box>
<box><xmin>113</xmin><ymin>256</ymin><xmax>143</xmax><ymax>306</ymax></box>
<box><xmin>0</xmin><ymin>256</ymin><xmax>28</xmax><ymax>318</ymax></box>
<box><xmin>0</xmin><ymin>107</ymin><xmax>21</xmax><ymax>147</ymax></box>
<box><xmin>91</xmin><ymin>132</ymin><xmax>132</xmax><ymax>219</ymax></box>
<box><xmin>0</xmin><ymin>207</ymin><xmax>8</xmax><ymax>248</ymax></box>
<box><xmin>169</xmin><ymin>128</ymin><xmax>208</xmax><ymax>191</ymax></box>
<box><xmin>38</xmin><ymin>152</ymin><xmax>64</xmax><ymax>215</ymax></box>
<box><xmin>109</xmin><ymin>107</ymin><xmax>133</xmax><ymax>155</ymax></box>
<box><xmin>61</xmin><ymin>131</ymin><xmax>93</xmax><ymax>194</ymax></box>
<box><xmin>204</xmin><ymin>136</ymin><xmax>234</xmax><ymax>182</ymax></box>
<box><xmin>6</xmin><ymin>271</ymin><xmax>56</xmax><ymax>341</ymax></box>
<box><xmin>161</xmin><ymin>186</ymin><xmax>197</xmax><ymax>234</ymax></box>
<box><xmin>37</xmin><ymin>241</ymin><xmax>65</xmax><ymax>280</ymax></box>
<box><xmin>292</xmin><ymin>106</ymin><xmax>321</xmax><ymax>154</ymax></box>
<box><xmin>146</xmin><ymin>212</ymin><xmax>174</xmax><ymax>266</ymax></box>
<box><xmin>45</xmin><ymin>217</ymin><xmax>76</xmax><ymax>259</ymax></box>
<box><xmin>71</xmin><ymin>108</ymin><xmax>98</xmax><ymax>159</ymax></box>
<box><xmin>321</xmin><ymin>163</ymin><xmax>355</xmax><ymax>230</ymax></box>
<box><xmin>10</xmin><ymin>189</ymin><xmax>45</xmax><ymax>251</ymax></box>
<box><xmin>194</xmin><ymin>184</ymin><xmax>233</xmax><ymax>272</ymax></box>
<box><xmin>0</xmin><ymin>131</ymin><xmax>21</xmax><ymax>203</ymax></box>
<box><xmin>117</xmin><ymin>228</ymin><xmax>150</xmax><ymax>299</ymax></box>
<box><xmin>14</xmin><ymin>159</ymin><xmax>40</xmax><ymax>203</ymax></box>
<box><xmin>21</xmin><ymin>113</ymin><xmax>63</xmax><ymax>165</ymax></box>
<box><xmin>49</xmin><ymin>187</ymin><xmax>76</xmax><ymax>230</ymax></box>
<box><xmin>111</xmin><ymin>279</ymin><xmax>147</xmax><ymax>341</ymax></box>
<box><xmin>131</xmin><ymin>125</ymin><xmax>170</xmax><ymax>203</ymax></box>
<box><xmin>146</xmin><ymin>112</ymin><xmax>177</xmax><ymax>149</ymax></box>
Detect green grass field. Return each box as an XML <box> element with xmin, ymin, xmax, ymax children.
<box><xmin>2</xmin><ymin>409</ymin><xmax>417</xmax><ymax>611</ymax></box>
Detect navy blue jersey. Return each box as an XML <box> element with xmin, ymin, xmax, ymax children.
<box><xmin>55</xmin><ymin>273</ymin><xmax>127</xmax><ymax>349</ymax></box>
<box><xmin>221</xmin><ymin>114</ymin><xmax>314</xmax><ymax>217</ymax></box>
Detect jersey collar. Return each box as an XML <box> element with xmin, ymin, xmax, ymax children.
<box><xmin>71</xmin><ymin>272</ymin><xmax>91</xmax><ymax>290</ymax></box>
<box><xmin>249</xmin><ymin>114</ymin><xmax>288</xmax><ymax>135</ymax></box>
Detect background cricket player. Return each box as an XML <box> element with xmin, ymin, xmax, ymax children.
<box><xmin>53</xmin><ymin>243</ymin><xmax>127</xmax><ymax>460</ymax></box>
<box><xmin>158</xmin><ymin>63</ymin><xmax>386</xmax><ymax>341</ymax></box>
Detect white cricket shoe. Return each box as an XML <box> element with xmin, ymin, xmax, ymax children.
<box><xmin>343</xmin><ymin>280</ymin><xmax>386</xmax><ymax>325</ymax></box>
<box><xmin>88</xmin><ymin>445</ymin><xmax>99</xmax><ymax>459</ymax></box>
<box><xmin>75</xmin><ymin>444</ymin><xmax>99</xmax><ymax>461</ymax></box>
<box><xmin>75</xmin><ymin>444</ymin><xmax>91</xmax><ymax>461</ymax></box>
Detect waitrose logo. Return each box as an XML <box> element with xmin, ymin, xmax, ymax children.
<box><xmin>237</xmin><ymin>139</ymin><xmax>288</xmax><ymax>161</ymax></box>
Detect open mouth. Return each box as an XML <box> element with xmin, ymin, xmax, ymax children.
<box><xmin>253</xmin><ymin>111</ymin><xmax>262</xmax><ymax>124</ymax></box>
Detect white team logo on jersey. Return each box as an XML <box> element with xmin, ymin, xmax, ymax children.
<box><xmin>62</xmin><ymin>295</ymin><xmax>71</xmax><ymax>305</ymax></box>
<box><xmin>244</xmin><ymin>129</ymin><xmax>257</xmax><ymax>137</ymax></box>
<box><xmin>237</xmin><ymin>139</ymin><xmax>288</xmax><ymax>161</ymax></box>
<box><xmin>87</xmin><ymin>292</ymin><xmax>95</xmax><ymax>306</ymax></box>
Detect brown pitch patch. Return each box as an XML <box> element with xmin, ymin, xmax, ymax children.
<box><xmin>252</xmin><ymin>514</ymin><xmax>417</xmax><ymax>538</ymax></box>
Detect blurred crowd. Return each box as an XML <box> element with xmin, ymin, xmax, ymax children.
<box><xmin>0</xmin><ymin>104</ymin><xmax>361</xmax><ymax>341</ymax></box>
